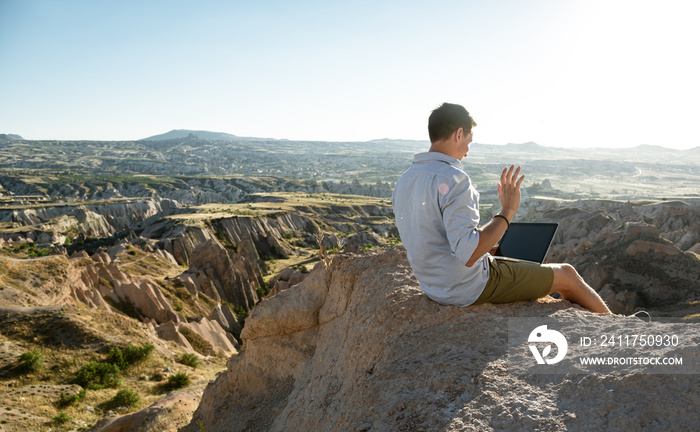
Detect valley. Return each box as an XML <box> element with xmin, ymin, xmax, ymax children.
<box><xmin>0</xmin><ymin>133</ymin><xmax>698</xmax><ymax>431</ymax></box>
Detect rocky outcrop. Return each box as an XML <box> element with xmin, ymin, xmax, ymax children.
<box><xmin>343</xmin><ymin>231</ymin><xmax>383</xmax><ymax>254</ymax></box>
<box><xmin>0</xmin><ymin>199</ymin><xmax>180</xmax><ymax>242</ymax></box>
<box><xmin>213</xmin><ymin>212</ymin><xmax>317</xmax><ymax>259</ymax></box>
<box><xmin>528</xmin><ymin>200</ymin><xmax>700</xmax><ymax>316</ymax></box>
<box><xmin>69</xmin><ymin>250</ymin><xmax>239</xmax><ymax>357</ymax></box>
<box><xmin>76</xmin><ymin>253</ymin><xmax>185</xmax><ymax>324</ymax></box>
<box><xmin>88</xmin><ymin>391</ymin><xmax>201</xmax><ymax>432</ymax></box>
<box><xmin>208</xmin><ymin>303</ymin><xmax>242</xmax><ymax>337</ymax></box>
<box><xmin>178</xmin><ymin>238</ymin><xmax>261</xmax><ymax>311</ymax></box>
<box><xmin>267</xmin><ymin>266</ymin><xmax>309</xmax><ymax>297</ymax></box>
<box><xmin>185</xmin><ymin>248</ymin><xmax>699</xmax><ymax>432</ymax></box>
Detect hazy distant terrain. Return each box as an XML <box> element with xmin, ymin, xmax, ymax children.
<box><xmin>1</xmin><ymin>131</ymin><xmax>699</xmax><ymax>204</ymax></box>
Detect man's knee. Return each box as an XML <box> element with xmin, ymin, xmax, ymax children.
<box><xmin>550</xmin><ymin>263</ymin><xmax>581</xmax><ymax>294</ymax></box>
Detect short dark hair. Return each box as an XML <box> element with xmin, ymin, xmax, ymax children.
<box><xmin>428</xmin><ymin>103</ymin><xmax>477</xmax><ymax>143</ymax></box>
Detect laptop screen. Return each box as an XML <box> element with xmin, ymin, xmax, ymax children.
<box><xmin>495</xmin><ymin>222</ymin><xmax>558</xmax><ymax>263</ymax></box>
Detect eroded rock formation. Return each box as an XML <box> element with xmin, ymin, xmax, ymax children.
<box><xmin>185</xmin><ymin>249</ymin><xmax>699</xmax><ymax>432</ymax></box>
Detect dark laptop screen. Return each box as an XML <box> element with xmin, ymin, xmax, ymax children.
<box><xmin>496</xmin><ymin>222</ymin><xmax>558</xmax><ymax>263</ymax></box>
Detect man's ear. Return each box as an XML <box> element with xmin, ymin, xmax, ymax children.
<box><xmin>454</xmin><ymin>127</ymin><xmax>464</xmax><ymax>142</ymax></box>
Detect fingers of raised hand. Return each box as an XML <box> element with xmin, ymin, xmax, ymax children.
<box><xmin>500</xmin><ymin>165</ymin><xmax>524</xmax><ymax>189</ymax></box>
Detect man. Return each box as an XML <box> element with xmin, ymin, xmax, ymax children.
<box><xmin>392</xmin><ymin>103</ymin><xmax>611</xmax><ymax>314</ymax></box>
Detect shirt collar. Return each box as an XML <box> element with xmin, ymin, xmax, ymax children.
<box><xmin>412</xmin><ymin>151</ymin><xmax>462</xmax><ymax>169</ymax></box>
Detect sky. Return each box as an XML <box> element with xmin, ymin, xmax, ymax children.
<box><xmin>1</xmin><ymin>0</ymin><xmax>699</xmax><ymax>149</ymax></box>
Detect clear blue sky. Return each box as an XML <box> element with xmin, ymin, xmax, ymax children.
<box><xmin>1</xmin><ymin>0</ymin><xmax>698</xmax><ymax>149</ymax></box>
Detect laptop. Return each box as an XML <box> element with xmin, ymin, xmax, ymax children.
<box><xmin>494</xmin><ymin>222</ymin><xmax>558</xmax><ymax>264</ymax></box>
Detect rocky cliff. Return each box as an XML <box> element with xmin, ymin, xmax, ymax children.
<box><xmin>184</xmin><ymin>248</ymin><xmax>699</xmax><ymax>432</ymax></box>
<box><xmin>522</xmin><ymin>199</ymin><xmax>700</xmax><ymax>316</ymax></box>
<box><xmin>0</xmin><ymin>198</ymin><xmax>180</xmax><ymax>241</ymax></box>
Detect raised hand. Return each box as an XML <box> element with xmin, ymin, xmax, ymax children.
<box><xmin>497</xmin><ymin>165</ymin><xmax>525</xmax><ymax>221</ymax></box>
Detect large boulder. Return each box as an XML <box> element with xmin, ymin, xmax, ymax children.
<box><xmin>185</xmin><ymin>248</ymin><xmax>699</xmax><ymax>432</ymax></box>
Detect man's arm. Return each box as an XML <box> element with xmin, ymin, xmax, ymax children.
<box><xmin>465</xmin><ymin>165</ymin><xmax>524</xmax><ymax>267</ymax></box>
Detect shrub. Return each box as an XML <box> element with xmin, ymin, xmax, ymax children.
<box><xmin>231</xmin><ymin>304</ymin><xmax>249</xmax><ymax>319</ymax></box>
<box><xmin>53</xmin><ymin>412</ymin><xmax>72</xmax><ymax>425</ymax></box>
<box><xmin>256</xmin><ymin>284</ymin><xmax>270</xmax><ymax>299</ymax></box>
<box><xmin>166</xmin><ymin>373</ymin><xmax>190</xmax><ymax>390</ymax></box>
<box><xmin>111</xmin><ymin>388</ymin><xmax>140</xmax><ymax>408</ymax></box>
<box><xmin>57</xmin><ymin>388</ymin><xmax>87</xmax><ymax>407</ymax></box>
<box><xmin>122</xmin><ymin>343</ymin><xmax>154</xmax><ymax>365</ymax></box>
<box><xmin>17</xmin><ymin>350</ymin><xmax>44</xmax><ymax>373</ymax></box>
<box><xmin>106</xmin><ymin>344</ymin><xmax>155</xmax><ymax>369</ymax></box>
<box><xmin>178</xmin><ymin>353</ymin><xmax>201</xmax><ymax>369</ymax></box>
<box><xmin>75</xmin><ymin>361</ymin><xmax>121</xmax><ymax>390</ymax></box>
<box><xmin>106</xmin><ymin>347</ymin><xmax>126</xmax><ymax>369</ymax></box>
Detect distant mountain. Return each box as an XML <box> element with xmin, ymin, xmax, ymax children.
<box><xmin>368</xmin><ymin>138</ymin><xmax>430</xmax><ymax>145</ymax></box>
<box><xmin>140</xmin><ymin>129</ymin><xmax>241</xmax><ymax>141</ymax></box>
<box><xmin>0</xmin><ymin>134</ymin><xmax>23</xmax><ymax>141</ymax></box>
<box><xmin>630</xmin><ymin>144</ymin><xmax>679</xmax><ymax>153</ymax></box>
<box><xmin>502</xmin><ymin>141</ymin><xmax>550</xmax><ymax>152</ymax></box>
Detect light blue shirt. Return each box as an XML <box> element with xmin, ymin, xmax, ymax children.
<box><xmin>392</xmin><ymin>151</ymin><xmax>490</xmax><ymax>306</ymax></box>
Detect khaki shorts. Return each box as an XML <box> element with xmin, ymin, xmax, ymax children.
<box><xmin>472</xmin><ymin>256</ymin><xmax>554</xmax><ymax>305</ymax></box>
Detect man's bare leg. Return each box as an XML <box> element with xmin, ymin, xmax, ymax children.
<box><xmin>547</xmin><ymin>264</ymin><xmax>611</xmax><ymax>314</ymax></box>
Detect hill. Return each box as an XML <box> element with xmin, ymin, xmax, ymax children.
<box><xmin>0</xmin><ymin>134</ymin><xmax>23</xmax><ymax>141</ymax></box>
<box><xmin>140</xmin><ymin>129</ymin><xmax>241</xmax><ymax>141</ymax></box>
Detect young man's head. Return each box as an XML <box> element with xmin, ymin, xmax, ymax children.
<box><xmin>428</xmin><ymin>103</ymin><xmax>477</xmax><ymax>159</ymax></box>
<box><xmin>428</xmin><ymin>103</ymin><xmax>477</xmax><ymax>144</ymax></box>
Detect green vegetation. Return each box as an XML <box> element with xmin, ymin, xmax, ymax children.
<box><xmin>7</xmin><ymin>242</ymin><xmax>52</xmax><ymax>258</ymax></box>
<box><xmin>74</xmin><ymin>343</ymin><xmax>154</xmax><ymax>389</ymax></box>
<box><xmin>16</xmin><ymin>350</ymin><xmax>44</xmax><ymax>373</ymax></box>
<box><xmin>178</xmin><ymin>353</ymin><xmax>201</xmax><ymax>369</ymax></box>
<box><xmin>256</xmin><ymin>282</ymin><xmax>271</xmax><ymax>299</ymax></box>
<box><xmin>231</xmin><ymin>304</ymin><xmax>249</xmax><ymax>319</ymax></box>
<box><xmin>154</xmin><ymin>372</ymin><xmax>191</xmax><ymax>393</ymax></box>
<box><xmin>75</xmin><ymin>361</ymin><xmax>122</xmax><ymax>390</ymax></box>
<box><xmin>110</xmin><ymin>388</ymin><xmax>140</xmax><ymax>408</ymax></box>
<box><xmin>57</xmin><ymin>388</ymin><xmax>87</xmax><ymax>407</ymax></box>
<box><xmin>291</xmin><ymin>263</ymin><xmax>310</xmax><ymax>274</ymax></box>
<box><xmin>166</xmin><ymin>373</ymin><xmax>190</xmax><ymax>390</ymax></box>
<box><xmin>105</xmin><ymin>344</ymin><xmax>155</xmax><ymax>369</ymax></box>
<box><xmin>214</xmin><ymin>230</ymin><xmax>237</xmax><ymax>250</ymax></box>
<box><xmin>52</xmin><ymin>411</ymin><xmax>72</xmax><ymax>425</ymax></box>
